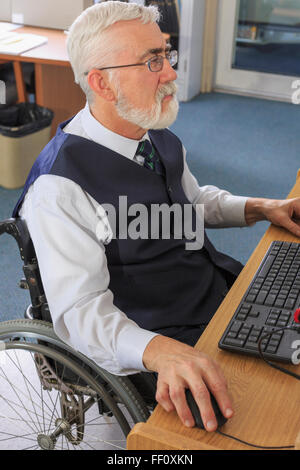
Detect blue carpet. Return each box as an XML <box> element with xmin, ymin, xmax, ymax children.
<box><xmin>170</xmin><ymin>92</ymin><xmax>300</xmax><ymax>265</ymax></box>
<box><xmin>0</xmin><ymin>92</ymin><xmax>299</xmax><ymax>320</ymax></box>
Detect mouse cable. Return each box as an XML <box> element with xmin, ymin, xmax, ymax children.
<box><xmin>215</xmin><ymin>429</ymin><xmax>294</xmax><ymax>450</ymax></box>
<box><xmin>214</xmin><ymin>325</ymin><xmax>300</xmax><ymax>450</ymax></box>
<box><xmin>258</xmin><ymin>325</ymin><xmax>300</xmax><ymax>381</ymax></box>
<box><xmin>214</xmin><ymin>325</ymin><xmax>298</xmax><ymax>449</ymax></box>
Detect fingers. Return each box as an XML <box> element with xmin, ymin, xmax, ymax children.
<box><xmin>189</xmin><ymin>360</ymin><xmax>233</xmax><ymax>432</ymax></box>
<box><xmin>155</xmin><ymin>354</ymin><xmax>233</xmax><ymax>432</ymax></box>
<box><xmin>281</xmin><ymin>218</ymin><xmax>300</xmax><ymax>238</ymax></box>
<box><xmin>290</xmin><ymin>198</ymin><xmax>300</xmax><ymax>220</ymax></box>
<box><xmin>165</xmin><ymin>383</ymin><xmax>196</xmax><ymax>428</ymax></box>
<box><xmin>189</xmin><ymin>385</ymin><xmax>218</xmax><ymax>431</ymax></box>
<box><xmin>155</xmin><ymin>381</ymin><xmax>175</xmax><ymax>413</ymax></box>
<box><xmin>266</xmin><ymin>199</ymin><xmax>300</xmax><ymax>237</ymax></box>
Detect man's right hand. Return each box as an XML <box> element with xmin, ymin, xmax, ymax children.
<box><xmin>142</xmin><ymin>335</ymin><xmax>234</xmax><ymax>432</ymax></box>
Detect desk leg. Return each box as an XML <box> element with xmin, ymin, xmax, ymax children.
<box><xmin>13</xmin><ymin>61</ymin><xmax>27</xmax><ymax>103</ymax></box>
<box><xmin>35</xmin><ymin>63</ymin><xmax>85</xmax><ymax>136</ymax></box>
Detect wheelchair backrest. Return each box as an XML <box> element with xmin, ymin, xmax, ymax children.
<box><xmin>0</xmin><ymin>218</ymin><xmax>51</xmax><ymax>321</ymax></box>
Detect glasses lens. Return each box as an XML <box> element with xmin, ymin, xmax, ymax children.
<box><xmin>149</xmin><ymin>56</ymin><xmax>164</xmax><ymax>72</ymax></box>
<box><xmin>168</xmin><ymin>50</ymin><xmax>178</xmax><ymax>67</ymax></box>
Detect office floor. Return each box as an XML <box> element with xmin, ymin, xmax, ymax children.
<box><xmin>0</xmin><ymin>91</ymin><xmax>299</xmax><ymax>449</ymax></box>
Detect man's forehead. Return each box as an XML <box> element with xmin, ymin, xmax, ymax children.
<box><xmin>105</xmin><ymin>19</ymin><xmax>165</xmax><ymax>59</ymax></box>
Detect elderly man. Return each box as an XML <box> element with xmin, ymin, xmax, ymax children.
<box><xmin>13</xmin><ymin>1</ymin><xmax>300</xmax><ymax>432</ymax></box>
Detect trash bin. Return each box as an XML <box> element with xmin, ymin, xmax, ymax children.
<box><xmin>0</xmin><ymin>103</ymin><xmax>53</xmax><ymax>189</ymax></box>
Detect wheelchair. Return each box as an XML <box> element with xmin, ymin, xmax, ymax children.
<box><xmin>0</xmin><ymin>217</ymin><xmax>157</xmax><ymax>450</ymax></box>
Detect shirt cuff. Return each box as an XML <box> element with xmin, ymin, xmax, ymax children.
<box><xmin>116</xmin><ymin>325</ymin><xmax>160</xmax><ymax>373</ymax></box>
<box><xmin>222</xmin><ymin>195</ymin><xmax>249</xmax><ymax>227</ymax></box>
<box><xmin>205</xmin><ymin>195</ymin><xmax>249</xmax><ymax>228</ymax></box>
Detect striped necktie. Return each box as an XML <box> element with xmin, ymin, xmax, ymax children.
<box><xmin>136</xmin><ymin>140</ymin><xmax>165</xmax><ymax>177</ymax></box>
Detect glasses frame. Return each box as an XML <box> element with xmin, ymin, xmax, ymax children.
<box><xmin>84</xmin><ymin>50</ymin><xmax>178</xmax><ymax>76</ymax></box>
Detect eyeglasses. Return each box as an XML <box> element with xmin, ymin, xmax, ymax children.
<box><xmin>84</xmin><ymin>50</ymin><xmax>177</xmax><ymax>75</ymax></box>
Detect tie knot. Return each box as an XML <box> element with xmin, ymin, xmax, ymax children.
<box><xmin>136</xmin><ymin>140</ymin><xmax>155</xmax><ymax>160</ymax></box>
<box><xmin>136</xmin><ymin>139</ymin><xmax>165</xmax><ymax>176</ymax></box>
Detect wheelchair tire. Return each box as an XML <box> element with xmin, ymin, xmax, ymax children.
<box><xmin>0</xmin><ymin>319</ymin><xmax>151</xmax><ymax>450</ymax></box>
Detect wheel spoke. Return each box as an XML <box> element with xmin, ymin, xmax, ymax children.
<box><xmin>12</xmin><ymin>348</ymin><xmax>43</xmax><ymax>433</ymax></box>
<box><xmin>0</xmin><ymin>350</ymin><xmax>60</xmax><ymax>422</ymax></box>
<box><xmin>0</xmin><ymin>322</ymin><xmax>142</xmax><ymax>450</ymax></box>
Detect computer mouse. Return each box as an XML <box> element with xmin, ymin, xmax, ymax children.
<box><xmin>185</xmin><ymin>389</ymin><xmax>228</xmax><ymax>429</ymax></box>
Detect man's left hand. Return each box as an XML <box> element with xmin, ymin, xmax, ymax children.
<box><xmin>245</xmin><ymin>197</ymin><xmax>300</xmax><ymax>238</ymax></box>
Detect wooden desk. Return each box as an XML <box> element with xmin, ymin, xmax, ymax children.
<box><xmin>127</xmin><ymin>173</ymin><xmax>300</xmax><ymax>450</ymax></box>
<box><xmin>0</xmin><ymin>25</ymin><xmax>86</xmax><ymax>136</ymax></box>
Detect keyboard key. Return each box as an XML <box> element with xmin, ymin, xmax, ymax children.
<box><xmin>248</xmin><ymin>335</ymin><xmax>259</xmax><ymax>342</ymax></box>
<box><xmin>236</xmin><ymin>313</ymin><xmax>247</xmax><ymax>321</ymax></box>
<box><xmin>284</xmin><ymin>298</ymin><xmax>296</xmax><ymax>309</ymax></box>
<box><xmin>245</xmin><ymin>341</ymin><xmax>259</xmax><ymax>351</ymax></box>
<box><xmin>259</xmin><ymin>255</ymin><xmax>276</xmax><ymax>277</ymax></box>
<box><xmin>280</xmin><ymin>312</ymin><xmax>290</xmax><ymax>321</ymax></box>
<box><xmin>265</xmin><ymin>294</ymin><xmax>277</xmax><ymax>306</ymax></box>
<box><xmin>227</xmin><ymin>331</ymin><xmax>237</xmax><ymax>338</ymax></box>
<box><xmin>277</xmin><ymin>320</ymin><xmax>288</xmax><ymax>327</ymax></box>
<box><xmin>256</xmin><ymin>291</ymin><xmax>268</xmax><ymax>304</ymax></box>
<box><xmin>238</xmin><ymin>333</ymin><xmax>248</xmax><ymax>341</ymax></box>
<box><xmin>269</xmin><ymin>339</ymin><xmax>280</xmax><ymax>347</ymax></box>
<box><xmin>248</xmin><ymin>306</ymin><xmax>261</xmax><ymax>318</ymax></box>
<box><xmin>230</xmin><ymin>321</ymin><xmax>242</xmax><ymax>333</ymax></box>
<box><xmin>265</xmin><ymin>345</ymin><xmax>278</xmax><ymax>354</ymax></box>
<box><xmin>266</xmin><ymin>318</ymin><xmax>277</xmax><ymax>326</ymax></box>
<box><xmin>224</xmin><ymin>338</ymin><xmax>245</xmax><ymax>347</ymax></box>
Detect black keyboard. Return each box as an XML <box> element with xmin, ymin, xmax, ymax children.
<box><xmin>219</xmin><ymin>241</ymin><xmax>300</xmax><ymax>363</ymax></box>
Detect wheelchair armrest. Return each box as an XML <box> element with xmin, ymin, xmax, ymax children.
<box><xmin>0</xmin><ymin>217</ymin><xmax>36</xmax><ymax>264</ymax></box>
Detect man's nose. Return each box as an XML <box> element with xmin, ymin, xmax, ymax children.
<box><xmin>160</xmin><ymin>58</ymin><xmax>177</xmax><ymax>83</ymax></box>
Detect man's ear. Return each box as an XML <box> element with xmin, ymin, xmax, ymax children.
<box><xmin>87</xmin><ymin>70</ymin><xmax>116</xmax><ymax>102</ymax></box>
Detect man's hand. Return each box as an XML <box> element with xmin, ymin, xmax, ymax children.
<box><xmin>245</xmin><ymin>197</ymin><xmax>300</xmax><ymax>237</ymax></box>
<box><xmin>142</xmin><ymin>335</ymin><xmax>233</xmax><ymax>432</ymax></box>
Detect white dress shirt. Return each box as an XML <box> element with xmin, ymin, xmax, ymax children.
<box><xmin>19</xmin><ymin>102</ymin><xmax>248</xmax><ymax>375</ymax></box>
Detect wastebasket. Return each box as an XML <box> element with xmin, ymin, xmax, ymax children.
<box><xmin>0</xmin><ymin>103</ymin><xmax>53</xmax><ymax>189</ymax></box>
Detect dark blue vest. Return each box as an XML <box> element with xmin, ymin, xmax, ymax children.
<box><xmin>13</xmin><ymin>120</ymin><xmax>243</xmax><ymax>332</ymax></box>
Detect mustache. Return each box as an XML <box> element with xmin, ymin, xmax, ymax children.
<box><xmin>156</xmin><ymin>82</ymin><xmax>178</xmax><ymax>102</ymax></box>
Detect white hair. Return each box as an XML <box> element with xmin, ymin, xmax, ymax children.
<box><xmin>66</xmin><ymin>1</ymin><xmax>160</xmax><ymax>103</ymax></box>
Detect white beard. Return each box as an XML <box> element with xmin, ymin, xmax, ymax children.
<box><xmin>115</xmin><ymin>81</ymin><xmax>179</xmax><ymax>130</ymax></box>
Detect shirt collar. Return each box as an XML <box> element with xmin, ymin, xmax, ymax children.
<box><xmin>81</xmin><ymin>102</ymin><xmax>150</xmax><ymax>161</ymax></box>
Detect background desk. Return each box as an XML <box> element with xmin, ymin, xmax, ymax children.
<box><xmin>127</xmin><ymin>173</ymin><xmax>300</xmax><ymax>451</ymax></box>
<box><xmin>0</xmin><ymin>25</ymin><xmax>86</xmax><ymax>136</ymax></box>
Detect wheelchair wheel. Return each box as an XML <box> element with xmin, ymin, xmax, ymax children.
<box><xmin>0</xmin><ymin>319</ymin><xmax>151</xmax><ymax>450</ymax></box>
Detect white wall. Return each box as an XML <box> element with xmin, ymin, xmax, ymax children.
<box><xmin>177</xmin><ymin>0</ymin><xmax>206</xmax><ymax>101</ymax></box>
